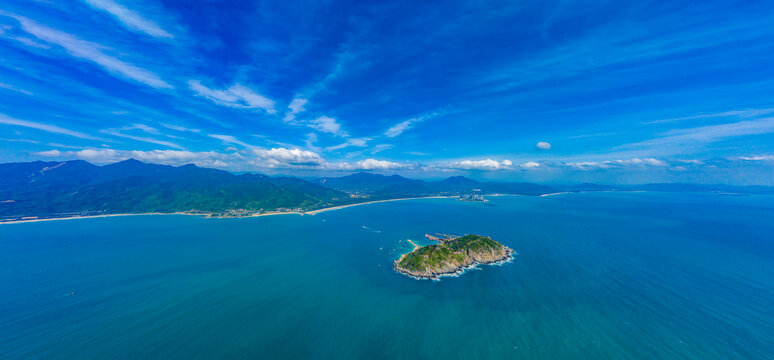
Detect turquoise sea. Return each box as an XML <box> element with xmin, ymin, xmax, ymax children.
<box><xmin>1</xmin><ymin>192</ymin><xmax>773</xmax><ymax>359</ymax></box>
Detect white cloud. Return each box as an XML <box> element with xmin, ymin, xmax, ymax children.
<box><xmin>83</xmin><ymin>0</ymin><xmax>174</xmax><ymax>39</ymax></box>
<box><xmin>283</xmin><ymin>98</ymin><xmax>308</xmax><ymax>123</ymax></box>
<box><xmin>250</xmin><ymin>147</ymin><xmax>325</xmax><ymax>167</ymax></box>
<box><xmin>33</xmin><ymin>145</ymin><xmax>413</xmax><ymax>172</ymax></box>
<box><xmin>563</xmin><ymin>157</ymin><xmax>667</xmax><ymax>169</ymax></box>
<box><xmin>4</xmin><ymin>12</ymin><xmax>172</xmax><ymax>89</ymax></box>
<box><xmin>288</xmin><ymin>98</ymin><xmax>307</xmax><ymax>113</ymax></box>
<box><xmin>35</xmin><ymin>149</ymin><xmax>62</xmax><ymax>157</ymax></box>
<box><xmin>536</xmin><ymin>141</ymin><xmax>551</xmax><ymax>150</ymax></box>
<box><xmin>444</xmin><ymin>159</ymin><xmax>513</xmax><ymax>170</ymax></box>
<box><xmin>739</xmin><ymin>155</ymin><xmax>774</xmax><ymax>161</ymax></box>
<box><xmin>328</xmin><ymin>159</ymin><xmax>409</xmax><ymax>171</ymax></box>
<box><xmin>309</xmin><ymin>116</ymin><xmax>347</xmax><ymax>137</ymax></box>
<box><xmin>188</xmin><ymin>80</ymin><xmax>276</xmax><ymax>113</ymax></box>
<box><xmin>33</xmin><ymin>148</ymin><xmax>230</xmax><ymax>167</ymax></box>
<box><xmin>521</xmin><ymin>161</ymin><xmax>540</xmax><ymax>169</ymax></box>
<box><xmin>638</xmin><ymin>158</ymin><xmax>667</xmax><ymax>166</ymax></box>
<box><xmin>0</xmin><ymin>113</ymin><xmax>103</xmax><ymax>140</ymax></box>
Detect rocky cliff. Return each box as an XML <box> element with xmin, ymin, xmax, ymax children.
<box><xmin>394</xmin><ymin>235</ymin><xmax>513</xmax><ymax>279</ymax></box>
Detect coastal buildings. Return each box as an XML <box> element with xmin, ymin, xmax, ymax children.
<box><xmin>459</xmin><ymin>194</ymin><xmax>485</xmax><ymax>201</ymax></box>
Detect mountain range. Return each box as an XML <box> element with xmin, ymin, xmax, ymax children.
<box><xmin>1</xmin><ymin>159</ymin><xmax>772</xmax><ymax>221</ymax></box>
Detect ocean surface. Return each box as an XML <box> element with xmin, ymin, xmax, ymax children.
<box><xmin>1</xmin><ymin>192</ymin><xmax>773</xmax><ymax>359</ymax></box>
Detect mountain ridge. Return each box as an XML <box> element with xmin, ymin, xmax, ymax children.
<box><xmin>1</xmin><ymin>159</ymin><xmax>773</xmax><ymax>222</ymax></box>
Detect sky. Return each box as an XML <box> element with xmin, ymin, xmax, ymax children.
<box><xmin>1</xmin><ymin>0</ymin><xmax>774</xmax><ymax>184</ymax></box>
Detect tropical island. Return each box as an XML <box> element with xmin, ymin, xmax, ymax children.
<box><xmin>394</xmin><ymin>234</ymin><xmax>514</xmax><ymax>280</ymax></box>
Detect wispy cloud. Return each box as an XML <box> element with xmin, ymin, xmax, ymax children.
<box><xmin>101</xmin><ymin>128</ymin><xmax>183</xmax><ymax>149</ymax></box>
<box><xmin>384</xmin><ymin>112</ymin><xmax>437</xmax><ymax>138</ymax></box>
<box><xmin>2</xmin><ymin>11</ymin><xmax>172</xmax><ymax>89</ymax></box>
<box><xmin>208</xmin><ymin>134</ymin><xmax>254</xmax><ymax>148</ymax></box>
<box><xmin>188</xmin><ymin>80</ymin><xmax>276</xmax><ymax>113</ymax></box>
<box><xmin>161</xmin><ymin>123</ymin><xmax>200</xmax><ymax>133</ymax></box>
<box><xmin>0</xmin><ymin>113</ymin><xmax>103</xmax><ymax>140</ymax></box>
<box><xmin>326</xmin><ymin>137</ymin><xmax>369</xmax><ymax>151</ymax></box>
<box><xmin>0</xmin><ymin>82</ymin><xmax>33</xmax><ymax>96</ymax></box>
<box><xmin>385</xmin><ymin>118</ymin><xmax>420</xmax><ymax>138</ymax></box>
<box><xmin>121</xmin><ymin>123</ymin><xmax>160</xmax><ymax>135</ymax></box>
<box><xmin>83</xmin><ymin>0</ymin><xmax>174</xmax><ymax>39</ymax></box>
<box><xmin>642</xmin><ymin>107</ymin><xmax>774</xmax><ymax>124</ymax></box>
<box><xmin>623</xmin><ymin>117</ymin><xmax>774</xmax><ymax>149</ymax></box>
<box><xmin>370</xmin><ymin>144</ymin><xmax>393</xmax><ymax>154</ymax></box>
<box><xmin>0</xmin><ymin>137</ymin><xmax>39</xmax><ymax>144</ymax></box>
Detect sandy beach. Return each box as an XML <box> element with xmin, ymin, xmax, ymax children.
<box><xmin>304</xmin><ymin>196</ymin><xmax>452</xmax><ymax>215</ymax></box>
<box><xmin>0</xmin><ymin>196</ymin><xmax>452</xmax><ymax>225</ymax></box>
<box><xmin>395</xmin><ymin>238</ymin><xmax>422</xmax><ymax>266</ymax></box>
<box><xmin>0</xmin><ymin>212</ymin><xmax>202</xmax><ymax>225</ymax></box>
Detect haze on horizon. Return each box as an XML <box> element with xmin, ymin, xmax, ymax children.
<box><xmin>1</xmin><ymin>1</ymin><xmax>773</xmax><ymax>185</ymax></box>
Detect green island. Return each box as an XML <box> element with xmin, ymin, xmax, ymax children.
<box><xmin>394</xmin><ymin>234</ymin><xmax>514</xmax><ymax>280</ymax></box>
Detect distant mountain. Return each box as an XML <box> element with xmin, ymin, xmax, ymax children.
<box><xmin>434</xmin><ymin>176</ymin><xmax>481</xmax><ymax>192</ymax></box>
<box><xmin>625</xmin><ymin>183</ymin><xmax>774</xmax><ymax>195</ymax></box>
<box><xmin>2</xmin><ymin>159</ymin><xmax>772</xmax><ymax>222</ymax></box>
<box><xmin>0</xmin><ymin>159</ymin><xmax>350</xmax><ymax>220</ymax></box>
<box><xmin>563</xmin><ymin>183</ymin><xmax>618</xmax><ymax>192</ymax></box>
<box><xmin>317</xmin><ymin>173</ymin><xmax>431</xmax><ymax>197</ymax></box>
<box><xmin>316</xmin><ymin>173</ymin><xmax>556</xmax><ymax>197</ymax></box>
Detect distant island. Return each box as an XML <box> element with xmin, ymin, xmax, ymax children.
<box><xmin>394</xmin><ymin>234</ymin><xmax>514</xmax><ymax>280</ymax></box>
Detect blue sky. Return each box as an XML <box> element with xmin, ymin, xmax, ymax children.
<box><xmin>1</xmin><ymin>0</ymin><xmax>774</xmax><ymax>184</ymax></box>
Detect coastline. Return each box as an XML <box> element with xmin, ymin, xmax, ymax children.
<box><xmin>0</xmin><ymin>196</ymin><xmax>452</xmax><ymax>225</ymax></box>
<box><xmin>394</xmin><ymin>247</ymin><xmax>515</xmax><ymax>281</ymax></box>
<box><xmin>0</xmin><ymin>212</ymin><xmax>206</xmax><ymax>225</ymax></box>
<box><xmin>304</xmin><ymin>196</ymin><xmax>452</xmax><ymax>215</ymax></box>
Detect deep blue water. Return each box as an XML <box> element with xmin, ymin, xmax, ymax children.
<box><xmin>1</xmin><ymin>192</ymin><xmax>773</xmax><ymax>359</ymax></box>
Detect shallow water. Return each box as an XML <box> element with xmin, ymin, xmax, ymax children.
<box><xmin>1</xmin><ymin>192</ymin><xmax>773</xmax><ymax>359</ymax></box>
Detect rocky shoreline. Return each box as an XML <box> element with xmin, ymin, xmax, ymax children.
<box><xmin>394</xmin><ymin>235</ymin><xmax>515</xmax><ymax>280</ymax></box>
<box><xmin>395</xmin><ymin>248</ymin><xmax>514</xmax><ymax>280</ymax></box>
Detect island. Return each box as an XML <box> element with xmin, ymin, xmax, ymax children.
<box><xmin>394</xmin><ymin>234</ymin><xmax>514</xmax><ymax>279</ymax></box>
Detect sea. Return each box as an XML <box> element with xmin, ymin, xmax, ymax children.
<box><xmin>1</xmin><ymin>192</ymin><xmax>772</xmax><ymax>359</ymax></box>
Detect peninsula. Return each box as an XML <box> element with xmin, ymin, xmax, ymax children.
<box><xmin>394</xmin><ymin>234</ymin><xmax>513</xmax><ymax>279</ymax></box>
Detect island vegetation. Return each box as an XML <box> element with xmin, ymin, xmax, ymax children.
<box><xmin>394</xmin><ymin>234</ymin><xmax>513</xmax><ymax>279</ymax></box>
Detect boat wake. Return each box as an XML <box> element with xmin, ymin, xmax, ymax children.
<box><xmin>361</xmin><ymin>225</ymin><xmax>381</xmax><ymax>233</ymax></box>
